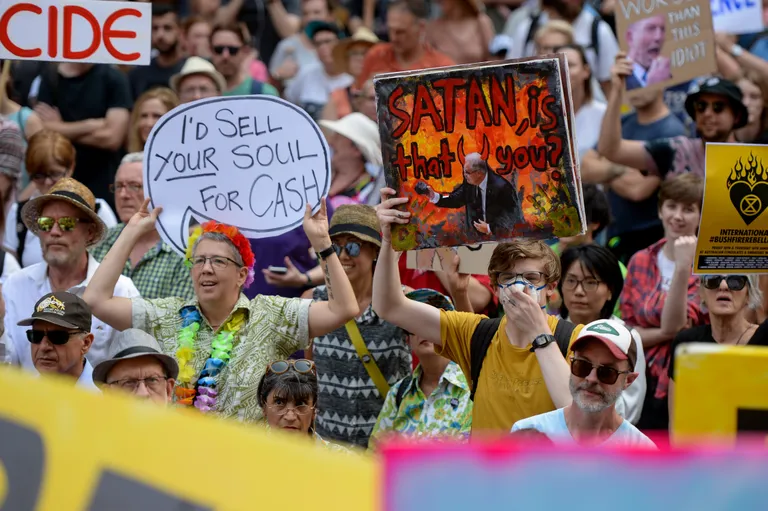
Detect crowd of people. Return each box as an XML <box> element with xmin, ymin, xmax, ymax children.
<box><xmin>0</xmin><ymin>0</ymin><xmax>767</xmax><ymax>452</ymax></box>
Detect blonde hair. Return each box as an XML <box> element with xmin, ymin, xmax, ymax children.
<box><xmin>488</xmin><ymin>239</ymin><xmax>561</xmax><ymax>288</ymax></box>
<box><xmin>534</xmin><ymin>20</ymin><xmax>575</xmax><ymax>47</ymax></box>
<box><xmin>127</xmin><ymin>88</ymin><xmax>179</xmax><ymax>153</ymax></box>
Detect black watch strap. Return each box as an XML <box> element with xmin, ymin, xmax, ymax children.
<box><xmin>529</xmin><ymin>334</ymin><xmax>555</xmax><ymax>353</ymax></box>
<box><xmin>317</xmin><ymin>246</ymin><xmax>335</xmax><ymax>260</ymax></box>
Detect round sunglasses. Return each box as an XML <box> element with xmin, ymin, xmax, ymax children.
<box><xmin>268</xmin><ymin>359</ymin><xmax>316</xmax><ymax>375</ymax></box>
<box><xmin>570</xmin><ymin>357</ymin><xmax>629</xmax><ymax>385</ymax></box>
<box><xmin>332</xmin><ymin>241</ymin><xmax>362</xmax><ymax>258</ymax></box>
<box><xmin>702</xmin><ymin>275</ymin><xmax>748</xmax><ymax>291</ymax></box>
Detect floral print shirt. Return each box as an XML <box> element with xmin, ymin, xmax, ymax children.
<box><xmin>132</xmin><ymin>293</ymin><xmax>311</xmax><ymax>423</ymax></box>
<box><xmin>369</xmin><ymin>362</ymin><xmax>473</xmax><ymax>449</ymax></box>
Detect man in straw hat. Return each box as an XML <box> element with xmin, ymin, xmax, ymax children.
<box><xmin>93</xmin><ymin>329</ymin><xmax>178</xmax><ymax>405</ymax></box>
<box><xmin>2</xmin><ymin>178</ymin><xmax>139</xmax><ymax>370</ymax></box>
<box><xmin>170</xmin><ymin>56</ymin><xmax>227</xmax><ymax>104</ymax></box>
<box><xmin>319</xmin><ymin>112</ymin><xmax>383</xmax><ymax>209</ymax></box>
<box><xmin>16</xmin><ymin>291</ymin><xmax>98</xmax><ymax>390</ymax></box>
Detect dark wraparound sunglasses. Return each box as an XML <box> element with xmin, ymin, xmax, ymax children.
<box><xmin>333</xmin><ymin>241</ymin><xmax>362</xmax><ymax>258</ymax></box>
<box><xmin>570</xmin><ymin>357</ymin><xmax>629</xmax><ymax>385</ymax></box>
<box><xmin>212</xmin><ymin>45</ymin><xmax>241</xmax><ymax>55</ymax></box>
<box><xmin>26</xmin><ymin>329</ymin><xmax>82</xmax><ymax>345</ymax></box>
<box><xmin>694</xmin><ymin>100</ymin><xmax>726</xmax><ymax>114</ymax></box>
<box><xmin>702</xmin><ymin>275</ymin><xmax>748</xmax><ymax>291</ymax></box>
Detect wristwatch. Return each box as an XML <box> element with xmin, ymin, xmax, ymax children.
<box><xmin>317</xmin><ymin>245</ymin><xmax>335</xmax><ymax>261</ymax></box>
<box><xmin>530</xmin><ymin>334</ymin><xmax>556</xmax><ymax>353</ymax></box>
<box><xmin>731</xmin><ymin>44</ymin><xmax>745</xmax><ymax>58</ymax></box>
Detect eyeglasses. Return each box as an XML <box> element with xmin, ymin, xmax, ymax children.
<box><xmin>570</xmin><ymin>357</ymin><xmax>629</xmax><ymax>385</ymax></box>
<box><xmin>562</xmin><ymin>275</ymin><xmax>603</xmax><ymax>292</ymax></box>
<box><xmin>106</xmin><ymin>376</ymin><xmax>169</xmax><ymax>393</ymax></box>
<box><xmin>496</xmin><ymin>271</ymin><xmax>546</xmax><ymax>286</ymax></box>
<box><xmin>267</xmin><ymin>400</ymin><xmax>315</xmax><ymax>416</ymax></box>
<box><xmin>702</xmin><ymin>275</ymin><xmax>748</xmax><ymax>291</ymax></box>
<box><xmin>109</xmin><ymin>183</ymin><xmax>143</xmax><ymax>194</ymax></box>
<box><xmin>37</xmin><ymin>216</ymin><xmax>88</xmax><ymax>232</ymax></box>
<box><xmin>694</xmin><ymin>100</ymin><xmax>727</xmax><ymax>114</ymax></box>
<box><xmin>179</xmin><ymin>86</ymin><xmax>218</xmax><ymax>99</ymax></box>
<box><xmin>188</xmin><ymin>255</ymin><xmax>241</xmax><ymax>270</ymax></box>
<box><xmin>333</xmin><ymin>241</ymin><xmax>362</xmax><ymax>258</ymax></box>
<box><xmin>212</xmin><ymin>45</ymin><xmax>241</xmax><ymax>55</ymax></box>
<box><xmin>31</xmin><ymin>170</ymin><xmax>67</xmax><ymax>183</ymax></box>
<box><xmin>268</xmin><ymin>359</ymin><xmax>316</xmax><ymax>375</ymax></box>
<box><xmin>26</xmin><ymin>329</ymin><xmax>82</xmax><ymax>345</ymax></box>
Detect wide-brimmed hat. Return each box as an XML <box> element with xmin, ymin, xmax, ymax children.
<box><xmin>332</xmin><ymin>27</ymin><xmax>379</xmax><ymax>74</ymax></box>
<box><xmin>329</xmin><ymin>204</ymin><xmax>381</xmax><ymax>247</ymax></box>
<box><xmin>17</xmin><ymin>291</ymin><xmax>92</xmax><ymax>331</ymax></box>
<box><xmin>685</xmin><ymin>77</ymin><xmax>749</xmax><ymax>130</ymax></box>
<box><xmin>21</xmin><ymin>178</ymin><xmax>107</xmax><ymax>247</ymax></box>
<box><xmin>0</xmin><ymin>120</ymin><xmax>24</xmax><ymax>181</ymax></box>
<box><xmin>170</xmin><ymin>56</ymin><xmax>227</xmax><ymax>95</ymax></box>
<box><xmin>92</xmin><ymin>329</ymin><xmax>179</xmax><ymax>385</ymax></box>
<box><xmin>319</xmin><ymin>113</ymin><xmax>382</xmax><ymax>166</ymax></box>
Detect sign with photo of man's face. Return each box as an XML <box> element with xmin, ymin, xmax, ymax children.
<box><xmin>616</xmin><ymin>0</ymin><xmax>717</xmax><ymax>97</ymax></box>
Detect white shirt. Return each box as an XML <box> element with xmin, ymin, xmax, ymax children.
<box><xmin>3</xmin><ymin>198</ymin><xmax>118</xmax><ymax>268</ymax></box>
<box><xmin>284</xmin><ymin>62</ymin><xmax>353</xmax><ymax>108</ymax></box>
<box><xmin>657</xmin><ymin>249</ymin><xmax>675</xmax><ymax>292</ymax></box>
<box><xmin>76</xmin><ymin>359</ymin><xmax>100</xmax><ymax>392</ymax></box>
<box><xmin>0</xmin><ymin>252</ymin><xmax>21</xmax><ymax>285</ymax></box>
<box><xmin>574</xmin><ymin>100</ymin><xmax>607</xmax><ymax>161</ymax></box>
<box><xmin>3</xmin><ymin>254</ymin><xmax>140</xmax><ymax>371</ymax></box>
<box><xmin>507</xmin><ymin>9</ymin><xmax>619</xmax><ymax>83</ymax></box>
<box><xmin>512</xmin><ymin>408</ymin><xmax>656</xmax><ymax>448</ymax></box>
<box><xmin>429</xmin><ymin>174</ymin><xmax>489</xmax><ymax>220</ymax></box>
<box><xmin>632</xmin><ymin>62</ymin><xmax>649</xmax><ymax>87</ymax></box>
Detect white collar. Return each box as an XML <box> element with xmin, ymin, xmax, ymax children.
<box><xmin>77</xmin><ymin>359</ymin><xmax>100</xmax><ymax>391</ymax></box>
<box><xmin>30</xmin><ymin>253</ymin><xmax>100</xmax><ymax>291</ymax></box>
<box><xmin>478</xmin><ymin>173</ymin><xmax>488</xmax><ymax>192</ymax></box>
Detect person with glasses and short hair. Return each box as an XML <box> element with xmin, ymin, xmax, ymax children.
<box><xmin>599</xmin><ymin>54</ymin><xmax>749</xmax><ymax>180</ymax></box>
<box><xmin>170</xmin><ymin>56</ymin><xmax>227</xmax><ymax>104</ymax></box>
<box><xmin>513</xmin><ymin>319</ymin><xmax>655</xmax><ymax>448</ymax></box>
<box><xmin>302</xmin><ymin>204</ymin><xmax>413</xmax><ymax>448</ymax></box>
<box><xmin>668</xmin><ymin>275</ymin><xmax>768</xmax><ymax>425</ymax></box>
<box><xmin>4</xmin><ymin>130</ymin><xmax>117</xmax><ymax>268</ymax></box>
<box><xmin>16</xmin><ymin>291</ymin><xmax>98</xmax><ymax>390</ymax></box>
<box><xmin>210</xmin><ymin>22</ymin><xmax>279</xmax><ymax>97</ymax></box>
<box><xmin>93</xmin><ymin>328</ymin><xmax>178</xmax><ymax>405</ymax></box>
<box><xmin>257</xmin><ymin>358</ymin><xmax>349</xmax><ymax>451</ymax></box>
<box><xmin>90</xmin><ymin>154</ymin><xmax>193</xmax><ymax>300</ymax></box>
<box><xmin>2</xmin><ymin>179</ymin><xmax>138</xmax><ymax>369</ymax></box>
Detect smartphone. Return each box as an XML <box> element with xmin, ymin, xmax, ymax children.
<box><xmin>268</xmin><ymin>266</ymin><xmax>288</xmax><ymax>274</ymax></box>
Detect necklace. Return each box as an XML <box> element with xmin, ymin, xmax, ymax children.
<box><xmin>733</xmin><ymin>325</ymin><xmax>754</xmax><ymax>346</ymax></box>
<box><xmin>174</xmin><ymin>306</ymin><xmax>246</xmax><ymax>413</ymax></box>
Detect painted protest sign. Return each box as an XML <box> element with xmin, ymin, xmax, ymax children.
<box><xmin>694</xmin><ymin>144</ymin><xmax>768</xmax><ymax>274</ymax></box>
<box><xmin>0</xmin><ymin>0</ymin><xmax>151</xmax><ymax>65</ymax></box>
<box><xmin>375</xmin><ymin>56</ymin><xmax>584</xmax><ymax>252</ymax></box>
<box><xmin>711</xmin><ymin>0</ymin><xmax>764</xmax><ymax>35</ymax></box>
<box><xmin>406</xmin><ymin>244</ymin><xmax>496</xmax><ymax>275</ymax></box>
<box><xmin>672</xmin><ymin>343</ymin><xmax>768</xmax><ymax>443</ymax></box>
<box><xmin>144</xmin><ymin>96</ymin><xmax>331</xmax><ymax>255</ymax></box>
<box><xmin>616</xmin><ymin>0</ymin><xmax>717</xmax><ymax>96</ymax></box>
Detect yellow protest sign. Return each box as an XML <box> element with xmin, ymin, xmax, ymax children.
<box><xmin>0</xmin><ymin>365</ymin><xmax>377</xmax><ymax>510</ymax></box>
<box><xmin>694</xmin><ymin>143</ymin><xmax>768</xmax><ymax>274</ymax></box>
<box><xmin>671</xmin><ymin>343</ymin><xmax>768</xmax><ymax>445</ymax></box>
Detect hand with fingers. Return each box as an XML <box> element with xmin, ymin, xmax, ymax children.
<box><xmin>646</xmin><ymin>56</ymin><xmax>671</xmax><ymax>85</ymax></box>
<box><xmin>611</xmin><ymin>52</ymin><xmax>633</xmax><ymax>89</ymax></box>
<box><xmin>262</xmin><ymin>256</ymin><xmax>308</xmax><ymax>287</ymax></box>
<box><xmin>377</xmin><ymin>187</ymin><xmax>411</xmax><ymax>243</ymax></box>
<box><xmin>437</xmin><ymin>248</ymin><xmax>469</xmax><ymax>295</ymax></box>
<box><xmin>501</xmin><ymin>285</ymin><xmax>551</xmax><ymax>344</ymax></box>
<box><xmin>303</xmin><ymin>198</ymin><xmax>332</xmax><ymax>251</ymax></box>
<box><xmin>127</xmin><ymin>198</ymin><xmax>163</xmax><ymax>237</ymax></box>
<box><xmin>673</xmin><ymin>235</ymin><xmax>697</xmax><ymax>270</ymax></box>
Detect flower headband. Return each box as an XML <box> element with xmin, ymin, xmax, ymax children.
<box><xmin>186</xmin><ymin>221</ymin><xmax>256</xmax><ymax>288</ymax></box>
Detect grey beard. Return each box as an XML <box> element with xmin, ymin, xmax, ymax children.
<box><xmin>569</xmin><ymin>378</ymin><xmax>622</xmax><ymax>413</ymax></box>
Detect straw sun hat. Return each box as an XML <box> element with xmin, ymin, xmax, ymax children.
<box><xmin>21</xmin><ymin>178</ymin><xmax>107</xmax><ymax>247</ymax></box>
<box><xmin>170</xmin><ymin>56</ymin><xmax>227</xmax><ymax>95</ymax></box>
<box><xmin>329</xmin><ymin>204</ymin><xmax>382</xmax><ymax>247</ymax></box>
<box><xmin>332</xmin><ymin>27</ymin><xmax>379</xmax><ymax>75</ymax></box>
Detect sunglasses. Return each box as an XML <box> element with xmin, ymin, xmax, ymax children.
<box><xmin>212</xmin><ymin>45</ymin><xmax>241</xmax><ymax>55</ymax></box>
<box><xmin>268</xmin><ymin>359</ymin><xmax>316</xmax><ymax>375</ymax></box>
<box><xmin>26</xmin><ymin>329</ymin><xmax>82</xmax><ymax>345</ymax></box>
<box><xmin>333</xmin><ymin>241</ymin><xmax>362</xmax><ymax>258</ymax></box>
<box><xmin>694</xmin><ymin>100</ymin><xmax>727</xmax><ymax>114</ymax></box>
<box><xmin>570</xmin><ymin>357</ymin><xmax>629</xmax><ymax>385</ymax></box>
<box><xmin>702</xmin><ymin>275</ymin><xmax>748</xmax><ymax>291</ymax></box>
<box><xmin>37</xmin><ymin>216</ymin><xmax>87</xmax><ymax>232</ymax></box>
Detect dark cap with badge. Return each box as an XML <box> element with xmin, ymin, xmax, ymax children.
<box><xmin>17</xmin><ymin>292</ymin><xmax>92</xmax><ymax>332</ymax></box>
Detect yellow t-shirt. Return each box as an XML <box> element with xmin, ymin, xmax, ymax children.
<box><xmin>436</xmin><ymin>311</ymin><xmax>583</xmax><ymax>435</ymax></box>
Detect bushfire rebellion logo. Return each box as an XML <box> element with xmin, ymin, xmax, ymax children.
<box><xmin>727</xmin><ymin>154</ymin><xmax>768</xmax><ymax>225</ymax></box>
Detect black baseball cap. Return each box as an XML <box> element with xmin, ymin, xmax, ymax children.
<box><xmin>305</xmin><ymin>20</ymin><xmax>343</xmax><ymax>40</ymax></box>
<box><xmin>685</xmin><ymin>77</ymin><xmax>749</xmax><ymax>130</ymax></box>
<box><xmin>17</xmin><ymin>292</ymin><xmax>92</xmax><ymax>331</ymax></box>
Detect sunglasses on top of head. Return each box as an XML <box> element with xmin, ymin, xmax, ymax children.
<box><xmin>268</xmin><ymin>359</ymin><xmax>316</xmax><ymax>375</ymax></box>
<box><xmin>333</xmin><ymin>241</ymin><xmax>362</xmax><ymax>258</ymax></box>
<box><xmin>702</xmin><ymin>275</ymin><xmax>748</xmax><ymax>291</ymax></box>
<box><xmin>570</xmin><ymin>357</ymin><xmax>629</xmax><ymax>385</ymax></box>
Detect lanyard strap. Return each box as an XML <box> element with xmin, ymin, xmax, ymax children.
<box><xmin>344</xmin><ymin>320</ymin><xmax>390</xmax><ymax>399</ymax></box>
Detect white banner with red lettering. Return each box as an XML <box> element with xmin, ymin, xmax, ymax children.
<box><xmin>0</xmin><ymin>0</ymin><xmax>151</xmax><ymax>65</ymax></box>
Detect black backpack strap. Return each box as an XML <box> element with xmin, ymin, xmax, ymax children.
<box><xmin>394</xmin><ymin>376</ymin><xmax>412</xmax><ymax>409</ymax></box>
<box><xmin>589</xmin><ymin>15</ymin><xmax>601</xmax><ymax>55</ymax></box>
<box><xmin>553</xmin><ymin>318</ymin><xmax>577</xmax><ymax>357</ymax></box>
<box><xmin>469</xmin><ymin>317</ymin><xmax>502</xmax><ymax>401</ymax></box>
<box><xmin>524</xmin><ymin>12</ymin><xmax>542</xmax><ymax>51</ymax></box>
<box><xmin>0</xmin><ymin>248</ymin><xmax>6</xmax><ymax>277</ymax></box>
<box><xmin>16</xmin><ymin>200</ymin><xmax>28</xmax><ymax>266</ymax></box>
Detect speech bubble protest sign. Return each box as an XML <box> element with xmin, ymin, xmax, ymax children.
<box><xmin>144</xmin><ymin>96</ymin><xmax>331</xmax><ymax>255</ymax></box>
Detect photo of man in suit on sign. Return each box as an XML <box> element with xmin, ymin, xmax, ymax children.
<box><xmin>414</xmin><ymin>135</ymin><xmax>522</xmax><ymax>236</ymax></box>
<box><xmin>625</xmin><ymin>15</ymin><xmax>671</xmax><ymax>91</ymax></box>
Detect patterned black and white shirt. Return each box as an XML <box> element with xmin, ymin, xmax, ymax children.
<box><xmin>312</xmin><ymin>286</ymin><xmax>412</xmax><ymax>448</ymax></box>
